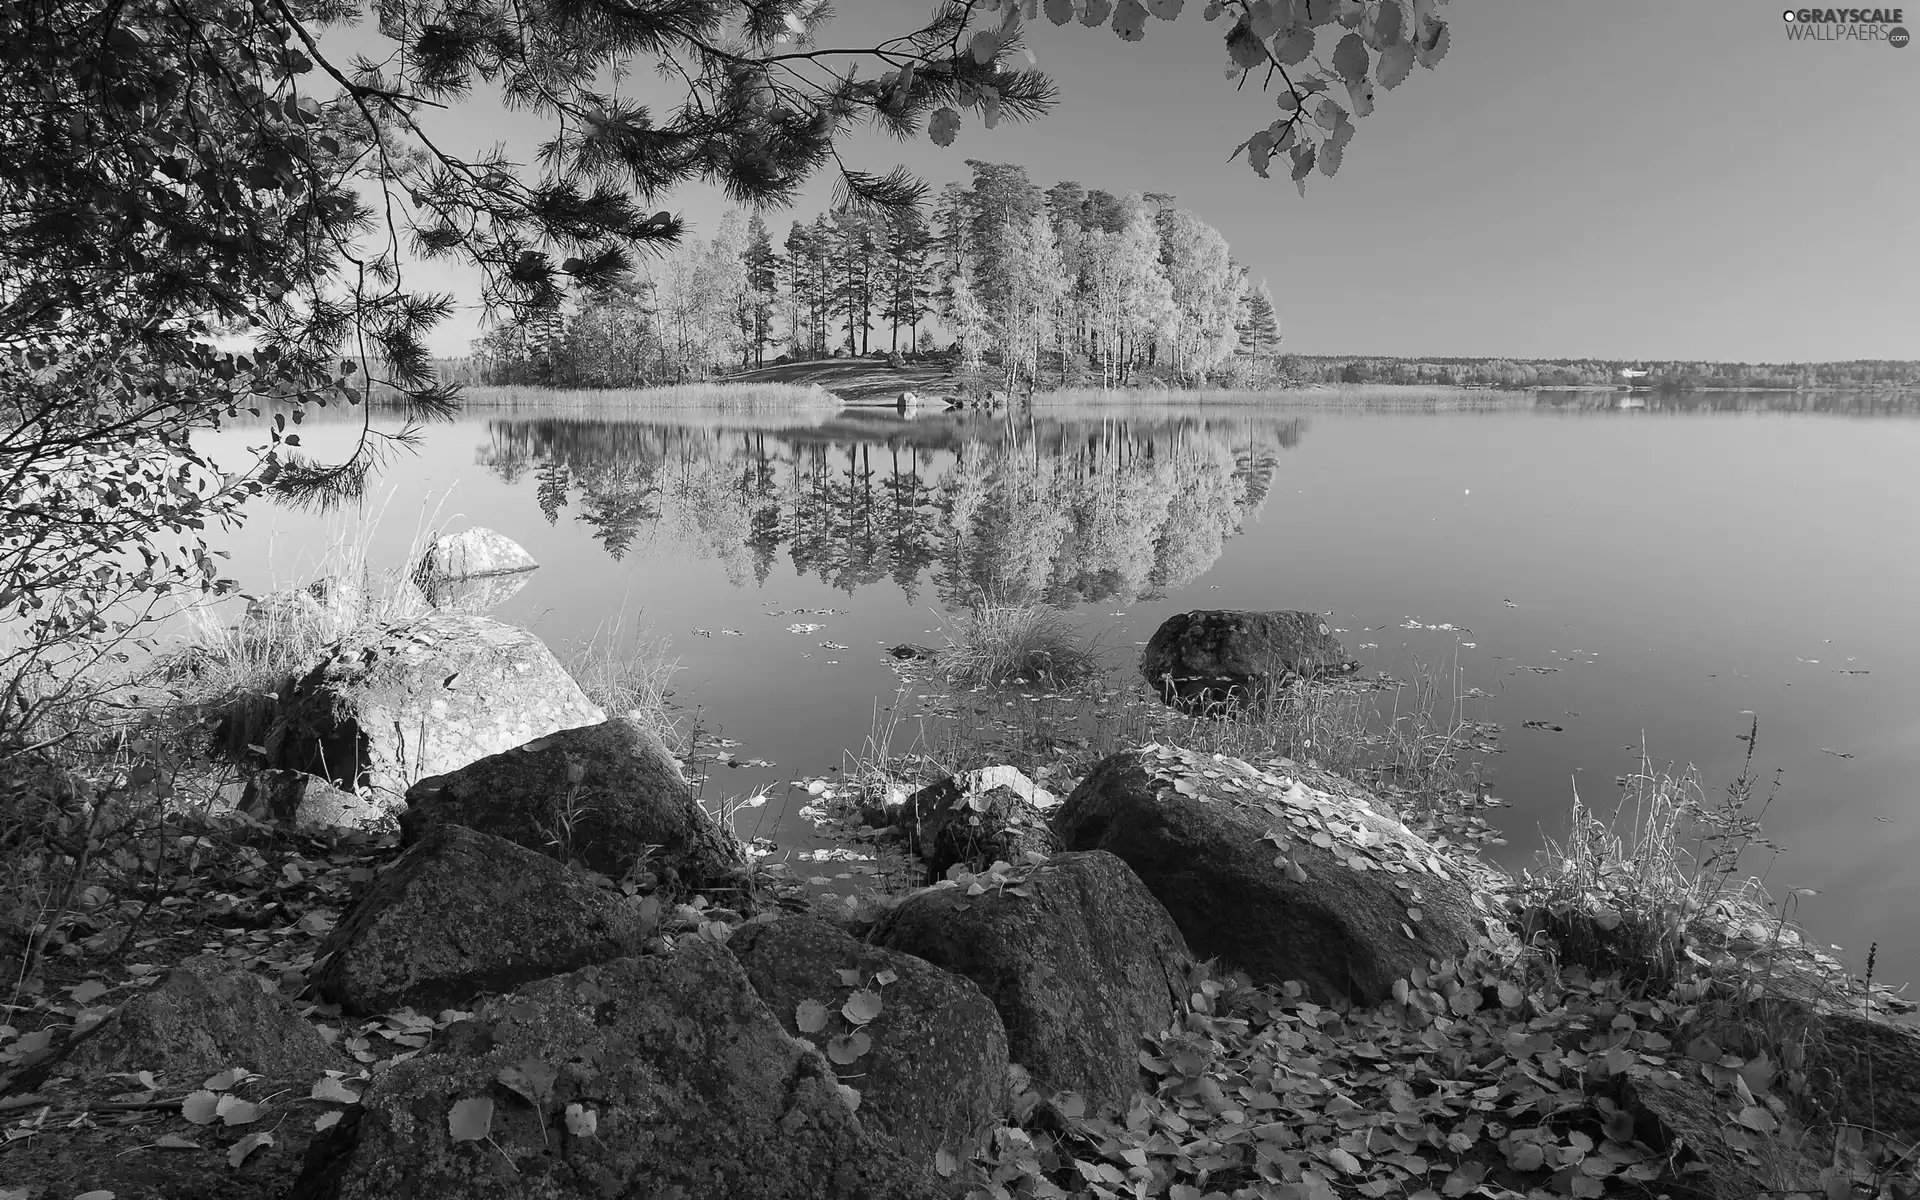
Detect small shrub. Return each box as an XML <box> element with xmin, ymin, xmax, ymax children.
<box><xmin>935</xmin><ymin>601</ymin><xmax>1100</xmax><ymax>689</ymax></box>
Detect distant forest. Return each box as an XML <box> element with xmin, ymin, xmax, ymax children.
<box><xmin>1277</xmin><ymin>355</ymin><xmax>1920</xmax><ymax>391</ymax></box>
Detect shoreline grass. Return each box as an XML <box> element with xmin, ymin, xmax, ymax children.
<box><xmin>933</xmin><ymin>599</ymin><xmax>1103</xmax><ymax>689</ymax></box>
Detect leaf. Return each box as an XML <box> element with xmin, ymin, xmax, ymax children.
<box><xmin>827</xmin><ymin>1031</ymin><xmax>872</xmax><ymax>1064</ymax></box>
<box><xmin>1144</xmin><ymin>0</ymin><xmax>1183</xmax><ymax>17</ymax></box>
<box><xmin>70</xmin><ymin>979</ymin><xmax>108</xmax><ymax>1004</ymax></box>
<box><xmin>1331</xmin><ymin>32</ymin><xmax>1369</xmax><ymax>84</ymax></box>
<box><xmin>181</xmin><ymin>1090</ymin><xmax>221</xmax><ymax>1125</ymax></box>
<box><xmin>1044</xmin><ymin>0</ymin><xmax>1076</xmax><ymax>24</ymax></box>
<box><xmin>448</xmin><ymin>1095</ymin><xmax>494</xmax><ymax>1143</ymax></box>
<box><xmin>153</xmin><ymin>1134</ymin><xmax>200</xmax><ymax>1149</ymax></box>
<box><xmin>498</xmin><ymin>1057</ymin><xmax>558</xmax><ymax>1108</ymax></box>
<box><xmin>1415</xmin><ymin>16</ymin><xmax>1449</xmax><ymax>67</ymax></box>
<box><xmin>835</xmin><ymin>968</ymin><xmax>862</xmax><ymax>987</ymax></box>
<box><xmin>73</xmin><ymin>1193</ymin><xmax>115</xmax><ymax>1200</ymax></box>
<box><xmin>310</xmin><ymin>1076</ymin><xmax>360</xmax><ymax>1104</ymax></box>
<box><xmin>1111</xmin><ymin>0</ymin><xmax>1150</xmax><ymax>40</ymax></box>
<box><xmin>1497</xmin><ymin>981</ymin><xmax>1524</xmax><ymax>1008</ymax></box>
<box><xmin>228</xmin><ymin>1131</ymin><xmax>273</xmax><ymax>1168</ymax></box>
<box><xmin>969</xmin><ymin>30</ymin><xmax>1001</xmax><ymax>64</ymax></box>
<box><xmin>796</xmin><ymin>999</ymin><xmax>830</xmax><ymax>1034</ymax></box>
<box><xmin>873</xmin><ymin>968</ymin><xmax>898</xmax><ymax>986</ymax></box>
<box><xmin>842</xmin><ymin>990</ymin><xmax>884</xmax><ymax>1025</ymax></box>
<box><xmin>314</xmin><ymin>1111</ymin><xmax>342</xmax><ymax>1132</ymax></box>
<box><xmin>215</xmin><ymin>1094</ymin><xmax>261</xmax><ymax>1125</ymax></box>
<box><xmin>928</xmin><ymin>106</ymin><xmax>961</xmax><ymax>147</ymax></box>
<box><xmin>1376</xmin><ymin>39</ymin><xmax>1415</xmax><ymax>87</ymax></box>
<box><xmin>1508</xmin><ymin>1141</ymin><xmax>1545</xmax><ymax>1170</ymax></box>
<box><xmin>935</xmin><ymin>1147</ymin><xmax>959</xmax><ymax>1177</ymax></box>
<box><xmin>564</xmin><ymin>1103</ymin><xmax>598</xmax><ymax>1137</ymax></box>
<box><xmin>1367</xmin><ymin>0</ymin><xmax>1404</xmax><ymax>47</ymax></box>
<box><xmin>203</xmin><ymin>1068</ymin><xmax>244</xmax><ymax>1091</ymax></box>
<box><xmin>1274</xmin><ymin>25</ymin><xmax>1315</xmax><ymax>64</ymax></box>
<box><xmin>1737</xmin><ymin>1104</ymin><xmax>1779</xmax><ymax>1133</ymax></box>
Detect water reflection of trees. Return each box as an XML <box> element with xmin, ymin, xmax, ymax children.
<box><xmin>475</xmin><ymin>415</ymin><xmax>1304</xmax><ymax>607</ymax></box>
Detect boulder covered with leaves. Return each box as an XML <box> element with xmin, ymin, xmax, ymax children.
<box><xmin>291</xmin><ymin>939</ymin><xmax>939</xmax><ymax>1200</ymax></box>
<box><xmin>399</xmin><ymin>715</ymin><xmax>754</xmax><ymax>904</ymax></box>
<box><xmin>1139</xmin><ymin>609</ymin><xmax>1360</xmax><ymax>706</ymax></box>
<box><xmin>267</xmin><ymin>612</ymin><xmax>605</xmax><ymax>806</ymax></box>
<box><xmin>1052</xmin><ymin>744</ymin><xmax>1481</xmax><ymax>1005</ymax></box>
<box><xmin>730</xmin><ymin>916</ymin><xmax>1009</xmax><ymax>1166</ymax></box>
<box><xmin>309</xmin><ymin>824</ymin><xmax>657</xmax><ymax>1015</ymax></box>
<box><xmin>900</xmin><ymin>765</ymin><xmax>1059</xmax><ymax>882</ymax></box>
<box><xmin>870</xmin><ymin>851</ymin><xmax>1192</xmax><ymax>1115</ymax></box>
<box><xmin>241</xmin><ymin>768</ymin><xmax>386</xmax><ymax>833</ymax></box>
<box><xmin>53</xmin><ymin>953</ymin><xmax>338</xmax><ymax>1087</ymax></box>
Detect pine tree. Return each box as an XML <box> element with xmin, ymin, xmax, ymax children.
<box><xmin>742</xmin><ymin>214</ymin><xmax>782</xmax><ymax>368</ymax></box>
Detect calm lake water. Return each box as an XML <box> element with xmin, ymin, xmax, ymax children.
<box><xmin>197</xmin><ymin>389</ymin><xmax>1920</xmax><ymax>989</ymax></box>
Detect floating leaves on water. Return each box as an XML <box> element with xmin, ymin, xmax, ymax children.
<box><xmin>786</xmin><ymin>623</ymin><xmax>823</xmax><ymax>634</ymax></box>
<box><xmin>448</xmin><ymin>1096</ymin><xmax>494</xmax><ymax>1143</ymax></box>
<box><xmin>1522</xmin><ymin>720</ymin><xmax>1565</xmax><ymax>733</ymax></box>
<box><xmin>227</xmin><ymin>1131</ymin><xmax>273</xmax><ymax>1167</ymax></box>
<box><xmin>795</xmin><ymin>998</ymin><xmax>830</xmax><ymax>1034</ymax></box>
<box><xmin>1818</xmin><ymin>747</ymin><xmax>1855</xmax><ymax>758</ymax></box>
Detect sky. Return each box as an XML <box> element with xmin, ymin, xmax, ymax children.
<box><xmin>355</xmin><ymin>2</ymin><xmax>1920</xmax><ymax>362</ymax></box>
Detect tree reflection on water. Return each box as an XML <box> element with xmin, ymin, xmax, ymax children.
<box><xmin>475</xmin><ymin>412</ymin><xmax>1306</xmax><ymax>608</ymax></box>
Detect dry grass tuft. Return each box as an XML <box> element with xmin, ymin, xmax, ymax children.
<box><xmin>935</xmin><ymin>600</ymin><xmax>1102</xmax><ymax>689</ymax></box>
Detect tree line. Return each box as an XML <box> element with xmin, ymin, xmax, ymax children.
<box><xmin>468</xmin><ymin>161</ymin><xmax>1285</xmax><ymax>392</ymax></box>
<box><xmin>1281</xmin><ymin>356</ymin><xmax>1920</xmax><ymax>391</ymax></box>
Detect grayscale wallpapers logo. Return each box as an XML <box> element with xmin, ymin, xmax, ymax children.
<box><xmin>1782</xmin><ymin>7</ymin><xmax>1910</xmax><ymax>44</ymax></box>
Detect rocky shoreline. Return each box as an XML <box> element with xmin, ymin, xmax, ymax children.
<box><xmin>3</xmin><ymin>560</ymin><xmax>1915</xmax><ymax>1200</ymax></box>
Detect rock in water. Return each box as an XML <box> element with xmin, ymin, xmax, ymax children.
<box><xmin>1052</xmin><ymin>744</ymin><xmax>1480</xmax><ymax>1005</ymax></box>
<box><xmin>412</xmin><ymin>527</ymin><xmax>539</xmax><ymax>610</ymax></box>
<box><xmin>291</xmin><ymin>941</ymin><xmax>938</xmax><ymax>1200</ymax></box>
<box><xmin>871</xmin><ymin>850</ymin><xmax>1191</xmax><ymax>1114</ymax></box>
<box><xmin>310</xmin><ymin>824</ymin><xmax>656</xmax><ymax>1015</ymax></box>
<box><xmin>730</xmin><ymin>916</ymin><xmax>1009</xmax><ymax>1165</ymax></box>
<box><xmin>414</xmin><ymin>526</ymin><xmax>538</xmax><ymax>580</ymax></box>
<box><xmin>1139</xmin><ymin>609</ymin><xmax>1360</xmax><ymax>707</ymax></box>
<box><xmin>269</xmin><ymin>613</ymin><xmax>604</xmax><ymax>806</ymax></box>
<box><xmin>400</xmin><ymin>716</ymin><xmax>754</xmax><ymax>904</ymax></box>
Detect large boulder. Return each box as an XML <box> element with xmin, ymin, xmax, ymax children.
<box><xmin>268</xmin><ymin>612</ymin><xmax>605</xmax><ymax>806</ymax></box>
<box><xmin>729</xmin><ymin>916</ymin><xmax>1009</xmax><ymax>1165</ymax></box>
<box><xmin>400</xmin><ymin>716</ymin><xmax>754</xmax><ymax>904</ymax></box>
<box><xmin>1052</xmin><ymin>743</ymin><xmax>1480</xmax><ymax>1005</ymax></box>
<box><xmin>241</xmin><ymin>768</ymin><xmax>387</xmax><ymax>833</ymax></box>
<box><xmin>1140</xmin><ymin>609</ymin><xmax>1360</xmax><ymax>707</ymax></box>
<box><xmin>870</xmin><ymin>850</ymin><xmax>1191</xmax><ymax>1114</ymax></box>
<box><xmin>900</xmin><ymin>765</ymin><xmax>1059</xmax><ymax>882</ymax></box>
<box><xmin>309</xmin><ymin>824</ymin><xmax>656</xmax><ymax>1015</ymax></box>
<box><xmin>290</xmin><ymin>940</ymin><xmax>938</xmax><ymax>1200</ymax></box>
<box><xmin>55</xmin><ymin>954</ymin><xmax>337</xmax><ymax>1086</ymax></box>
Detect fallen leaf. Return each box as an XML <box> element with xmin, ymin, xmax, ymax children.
<box><xmin>448</xmin><ymin>1095</ymin><xmax>494</xmax><ymax>1142</ymax></box>
<box><xmin>564</xmin><ymin>1102</ymin><xmax>597</xmax><ymax>1137</ymax></box>
<box><xmin>227</xmin><ymin>1131</ymin><xmax>273</xmax><ymax>1167</ymax></box>
<box><xmin>215</xmin><ymin>1094</ymin><xmax>260</xmax><ymax>1126</ymax></box>
<box><xmin>795</xmin><ymin>998</ymin><xmax>829</xmax><ymax>1034</ymax></box>
<box><xmin>842</xmin><ymin>990</ymin><xmax>883</xmax><ymax>1025</ymax></box>
<box><xmin>314</xmin><ymin>1111</ymin><xmax>342</xmax><ymax>1132</ymax></box>
<box><xmin>311</xmin><ymin>1076</ymin><xmax>359</xmax><ymax>1104</ymax></box>
<box><xmin>152</xmin><ymin>1134</ymin><xmax>200</xmax><ymax>1150</ymax></box>
<box><xmin>180</xmin><ymin>1090</ymin><xmax>220</xmax><ymax>1125</ymax></box>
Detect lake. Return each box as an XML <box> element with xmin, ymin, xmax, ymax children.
<box><xmin>196</xmin><ymin>388</ymin><xmax>1920</xmax><ymax>991</ymax></box>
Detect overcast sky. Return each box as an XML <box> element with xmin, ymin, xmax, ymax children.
<box><xmin>371</xmin><ymin>1</ymin><xmax>1920</xmax><ymax>361</ymax></box>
